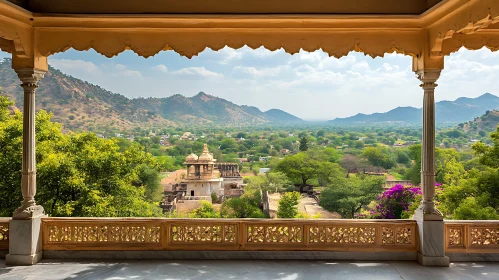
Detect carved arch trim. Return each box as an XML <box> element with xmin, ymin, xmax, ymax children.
<box><xmin>428</xmin><ymin>0</ymin><xmax>499</xmax><ymax>57</ymax></box>
<box><xmin>36</xmin><ymin>28</ymin><xmax>422</xmax><ymax>59</ymax></box>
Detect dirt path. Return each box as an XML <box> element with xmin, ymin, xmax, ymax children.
<box><xmin>268</xmin><ymin>193</ymin><xmax>340</xmax><ymax>218</ymax></box>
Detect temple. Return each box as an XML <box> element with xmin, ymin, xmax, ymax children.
<box><xmin>161</xmin><ymin>144</ymin><xmax>244</xmax><ymax>213</ymax></box>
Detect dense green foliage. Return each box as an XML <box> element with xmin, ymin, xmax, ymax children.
<box><xmin>320</xmin><ymin>174</ymin><xmax>385</xmax><ymax>219</ymax></box>
<box><xmin>0</xmin><ymin>98</ymin><xmax>163</xmax><ymax>217</ymax></box>
<box><xmin>4</xmin><ymin>89</ymin><xmax>499</xmax><ymax>220</ymax></box>
<box><xmin>277</xmin><ymin>192</ymin><xmax>301</xmax><ymax>218</ymax></box>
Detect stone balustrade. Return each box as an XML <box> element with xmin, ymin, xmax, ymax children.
<box><xmin>41</xmin><ymin>218</ymin><xmax>418</xmax><ymax>252</ymax></box>
<box><xmin>444</xmin><ymin>221</ymin><xmax>499</xmax><ymax>253</ymax></box>
<box><xmin>0</xmin><ymin>218</ymin><xmax>9</xmax><ymax>252</ymax></box>
<box><xmin>1</xmin><ymin>218</ymin><xmax>498</xmax><ymax>260</ymax></box>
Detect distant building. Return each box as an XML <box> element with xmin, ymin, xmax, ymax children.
<box><xmin>259</xmin><ymin>168</ymin><xmax>271</xmax><ymax>175</ymax></box>
<box><xmin>163</xmin><ymin>144</ymin><xmax>244</xmax><ymax>213</ymax></box>
<box><xmin>280</xmin><ymin>149</ymin><xmax>290</xmax><ymax>154</ymax></box>
<box><xmin>237</xmin><ymin>158</ymin><xmax>249</xmax><ymax>164</ymax></box>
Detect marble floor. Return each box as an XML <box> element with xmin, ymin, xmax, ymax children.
<box><xmin>0</xmin><ymin>260</ymin><xmax>498</xmax><ymax>280</ymax></box>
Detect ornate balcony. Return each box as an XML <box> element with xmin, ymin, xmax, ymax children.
<box><xmin>2</xmin><ymin>218</ymin><xmax>497</xmax><ymax>262</ymax></box>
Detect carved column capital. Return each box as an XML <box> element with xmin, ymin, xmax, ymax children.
<box><xmin>15</xmin><ymin>69</ymin><xmax>46</xmax><ymax>90</ymax></box>
<box><xmin>416</xmin><ymin>69</ymin><xmax>441</xmax><ymax>90</ymax></box>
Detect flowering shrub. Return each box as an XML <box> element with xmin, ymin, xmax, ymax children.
<box><xmin>371</xmin><ymin>184</ymin><xmax>421</xmax><ymax>219</ymax></box>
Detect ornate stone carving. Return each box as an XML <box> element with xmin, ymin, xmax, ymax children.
<box><xmin>470</xmin><ymin>227</ymin><xmax>499</xmax><ymax>246</ymax></box>
<box><xmin>171</xmin><ymin>224</ymin><xmax>236</xmax><ymax>243</ymax></box>
<box><xmin>247</xmin><ymin>225</ymin><xmax>303</xmax><ymax>243</ymax></box>
<box><xmin>382</xmin><ymin>227</ymin><xmax>395</xmax><ymax>244</ymax></box>
<box><xmin>48</xmin><ymin>224</ymin><xmax>161</xmax><ymax>243</ymax></box>
<box><xmin>429</xmin><ymin>0</ymin><xmax>499</xmax><ymax>57</ymax></box>
<box><xmin>447</xmin><ymin>227</ymin><xmax>463</xmax><ymax>246</ymax></box>
<box><xmin>309</xmin><ymin>226</ymin><xmax>375</xmax><ymax>244</ymax></box>
<box><xmin>396</xmin><ymin>227</ymin><xmax>412</xmax><ymax>244</ymax></box>
<box><xmin>0</xmin><ymin>223</ymin><xmax>8</xmax><ymax>242</ymax></box>
<box><xmin>36</xmin><ymin>29</ymin><xmax>422</xmax><ymax>60</ymax></box>
<box><xmin>416</xmin><ymin>69</ymin><xmax>440</xmax><ymax>87</ymax></box>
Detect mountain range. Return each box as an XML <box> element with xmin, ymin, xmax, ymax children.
<box><xmin>0</xmin><ymin>59</ymin><xmax>301</xmax><ymax>131</ymax></box>
<box><xmin>1</xmin><ymin>57</ymin><xmax>498</xmax><ymax>130</ymax></box>
<box><xmin>329</xmin><ymin>93</ymin><xmax>499</xmax><ymax>126</ymax></box>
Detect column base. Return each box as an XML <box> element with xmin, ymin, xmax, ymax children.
<box><xmin>6</xmin><ymin>216</ymin><xmax>44</xmax><ymax>266</ymax></box>
<box><xmin>5</xmin><ymin>251</ymin><xmax>43</xmax><ymax>266</ymax></box>
<box><xmin>418</xmin><ymin>252</ymin><xmax>450</xmax><ymax>267</ymax></box>
<box><xmin>413</xmin><ymin>210</ymin><xmax>449</xmax><ymax>267</ymax></box>
<box><xmin>13</xmin><ymin>205</ymin><xmax>45</xmax><ymax>220</ymax></box>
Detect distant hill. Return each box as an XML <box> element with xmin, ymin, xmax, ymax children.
<box><xmin>329</xmin><ymin>93</ymin><xmax>499</xmax><ymax>125</ymax></box>
<box><xmin>0</xmin><ymin>59</ymin><xmax>302</xmax><ymax>131</ymax></box>
<box><xmin>132</xmin><ymin>92</ymin><xmax>303</xmax><ymax>126</ymax></box>
<box><xmin>458</xmin><ymin>110</ymin><xmax>499</xmax><ymax>135</ymax></box>
<box><xmin>263</xmin><ymin>109</ymin><xmax>303</xmax><ymax>123</ymax></box>
<box><xmin>0</xmin><ymin>59</ymin><xmax>173</xmax><ymax>132</ymax></box>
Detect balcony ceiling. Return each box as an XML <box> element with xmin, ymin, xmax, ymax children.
<box><xmin>10</xmin><ymin>0</ymin><xmax>443</xmax><ymax>15</ymax></box>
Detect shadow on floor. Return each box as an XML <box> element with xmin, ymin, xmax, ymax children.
<box><xmin>0</xmin><ymin>260</ymin><xmax>498</xmax><ymax>280</ymax></box>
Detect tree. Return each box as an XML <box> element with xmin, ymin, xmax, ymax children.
<box><xmin>362</xmin><ymin>147</ymin><xmax>395</xmax><ymax>169</ymax></box>
<box><xmin>0</xmin><ymin>99</ymin><xmax>163</xmax><ymax>217</ymax></box>
<box><xmin>265</xmin><ymin>172</ymin><xmax>291</xmax><ymax>193</ymax></box>
<box><xmin>275</xmin><ymin>153</ymin><xmax>318</xmax><ymax>189</ymax></box>
<box><xmin>453</xmin><ymin>197</ymin><xmax>499</xmax><ymax>220</ymax></box>
<box><xmin>299</xmin><ymin>136</ymin><xmax>309</xmax><ymax>151</ymax></box>
<box><xmin>277</xmin><ymin>191</ymin><xmax>301</xmax><ymax>218</ymax></box>
<box><xmin>341</xmin><ymin>154</ymin><xmax>361</xmax><ymax>177</ymax></box>
<box><xmin>189</xmin><ymin>201</ymin><xmax>219</xmax><ymax>218</ymax></box>
<box><xmin>320</xmin><ymin>175</ymin><xmax>384</xmax><ymax>218</ymax></box>
<box><xmin>221</xmin><ymin>188</ymin><xmax>264</xmax><ymax>218</ymax></box>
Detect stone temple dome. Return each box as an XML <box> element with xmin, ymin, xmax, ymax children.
<box><xmin>185</xmin><ymin>153</ymin><xmax>198</xmax><ymax>162</ymax></box>
<box><xmin>198</xmin><ymin>144</ymin><xmax>214</xmax><ymax>162</ymax></box>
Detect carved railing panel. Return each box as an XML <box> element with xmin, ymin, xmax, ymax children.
<box><xmin>0</xmin><ymin>219</ymin><xmax>9</xmax><ymax>250</ymax></box>
<box><xmin>42</xmin><ymin>218</ymin><xmax>417</xmax><ymax>252</ymax></box>
<box><xmin>445</xmin><ymin>221</ymin><xmax>499</xmax><ymax>253</ymax></box>
<box><xmin>247</xmin><ymin>225</ymin><xmax>303</xmax><ymax>243</ymax></box>
<box><xmin>170</xmin><ymin>223</ymin><xmax>237</xmax><ymax>243</ymax></box>
<box><xmin>43</xmin><ymin>219</ymin><xmax>162</xmax><ymax>250</ymax></box>
<box><xmin>309</xmin><ymin>226</ymin><xmax>375</xmax><ymax>244</ymax></box>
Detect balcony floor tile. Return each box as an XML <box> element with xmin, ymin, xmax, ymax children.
<box><xmin>0</xmin><ymin>260</ymin><xmax>498</xmax><ymax>280</ymax></box>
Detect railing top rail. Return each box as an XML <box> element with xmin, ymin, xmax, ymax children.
<box><xmin>41</xmin><ymin>217</ymin><xmax>416</xmax><ymax>224</ymax></box>
<box><xmin>444</xmin><ymin>220</ymin><xmax>499</xmax><ymax>224</ymax></box>
<box><xmin>0</xmin><ymin>218</ymin><xmax>11</xmax><ymax>222</ymax></box>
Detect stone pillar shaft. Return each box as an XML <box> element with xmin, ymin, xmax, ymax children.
<box><xmin>421</xmin><ymin>83</ymin><xmax>436</xmax><ymax>209</ymax></box>
<box><xmin>416</xmin><ymin>69</ymin><xmax>443</xmax><ymax>220</ymax></box>
<box><xmin>13</xmin><ymin>69</ymin><xmax>46</xmax><ymax>220</ymax></box>
<box><xmin>7</xmin><ymin>68</ymin><xmax>46</xmax><ymax>266</ymax></box>
<box><xmin>413</xmin><ymin>69</ymin><xmax>449</xmax><ymax>267</ymax></box>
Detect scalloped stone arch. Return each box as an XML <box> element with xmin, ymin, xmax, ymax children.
<box><xmin>429</xmin><ymin>0</ymin><xmax>499</xmax><ymax>57</ymax></box>
<box><xmin>36</xmin><ymin>29</ymin><xmax>422</xmax><ymax>59</ymax></box>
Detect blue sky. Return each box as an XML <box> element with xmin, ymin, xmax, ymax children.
<box><xmin>3</xmin><ymin>47</ymin><xmax>499</xmax><ymax>120</ymax></box>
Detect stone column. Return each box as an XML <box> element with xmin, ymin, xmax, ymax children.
<box><xmin>6</xmin><ymin>69</ymin><xmax>46</xmax><ymax>266</ymax></box>
<box><xmin>413</xmin><ymin>69</ymin><xmax>449</xmax><ymax>266</ymax></box>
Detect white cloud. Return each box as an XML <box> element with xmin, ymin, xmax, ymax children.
<box><xmin>216</xmin><ymin>47</ymin><xmax>244</xmax><ymax>64</ymax></box>
<box><xmin>44</xmin><ymin>46</ymin><xmax>499</xmax><ymax>120</ymax></box>
<box><xmin>232</xmin><ymin>65</ymin><xmax>291</xmax><ymax>78</ymax></box>
<box><xmin>50</xmin><ymin>59</ymin><xmax>142</xmax><ymax>79</ymax></box>
<box><xmin>173</xmin><ymin>67</ymin><xmax>224</xmax><ymax>78</ymax></box>
<box><xmin>113</xmin><ymin>64</ymin><xmax>142</xmax><ymax>78</ymax></box>
<box><xmin>50</xmin><ymin>59</ymin><xmax>99</xmax><ymax>73</ymax></box>
<box><xmin>155</xmin><ymin>64</ymin><xmax>168</xmax><ymax>72</ymax></box>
